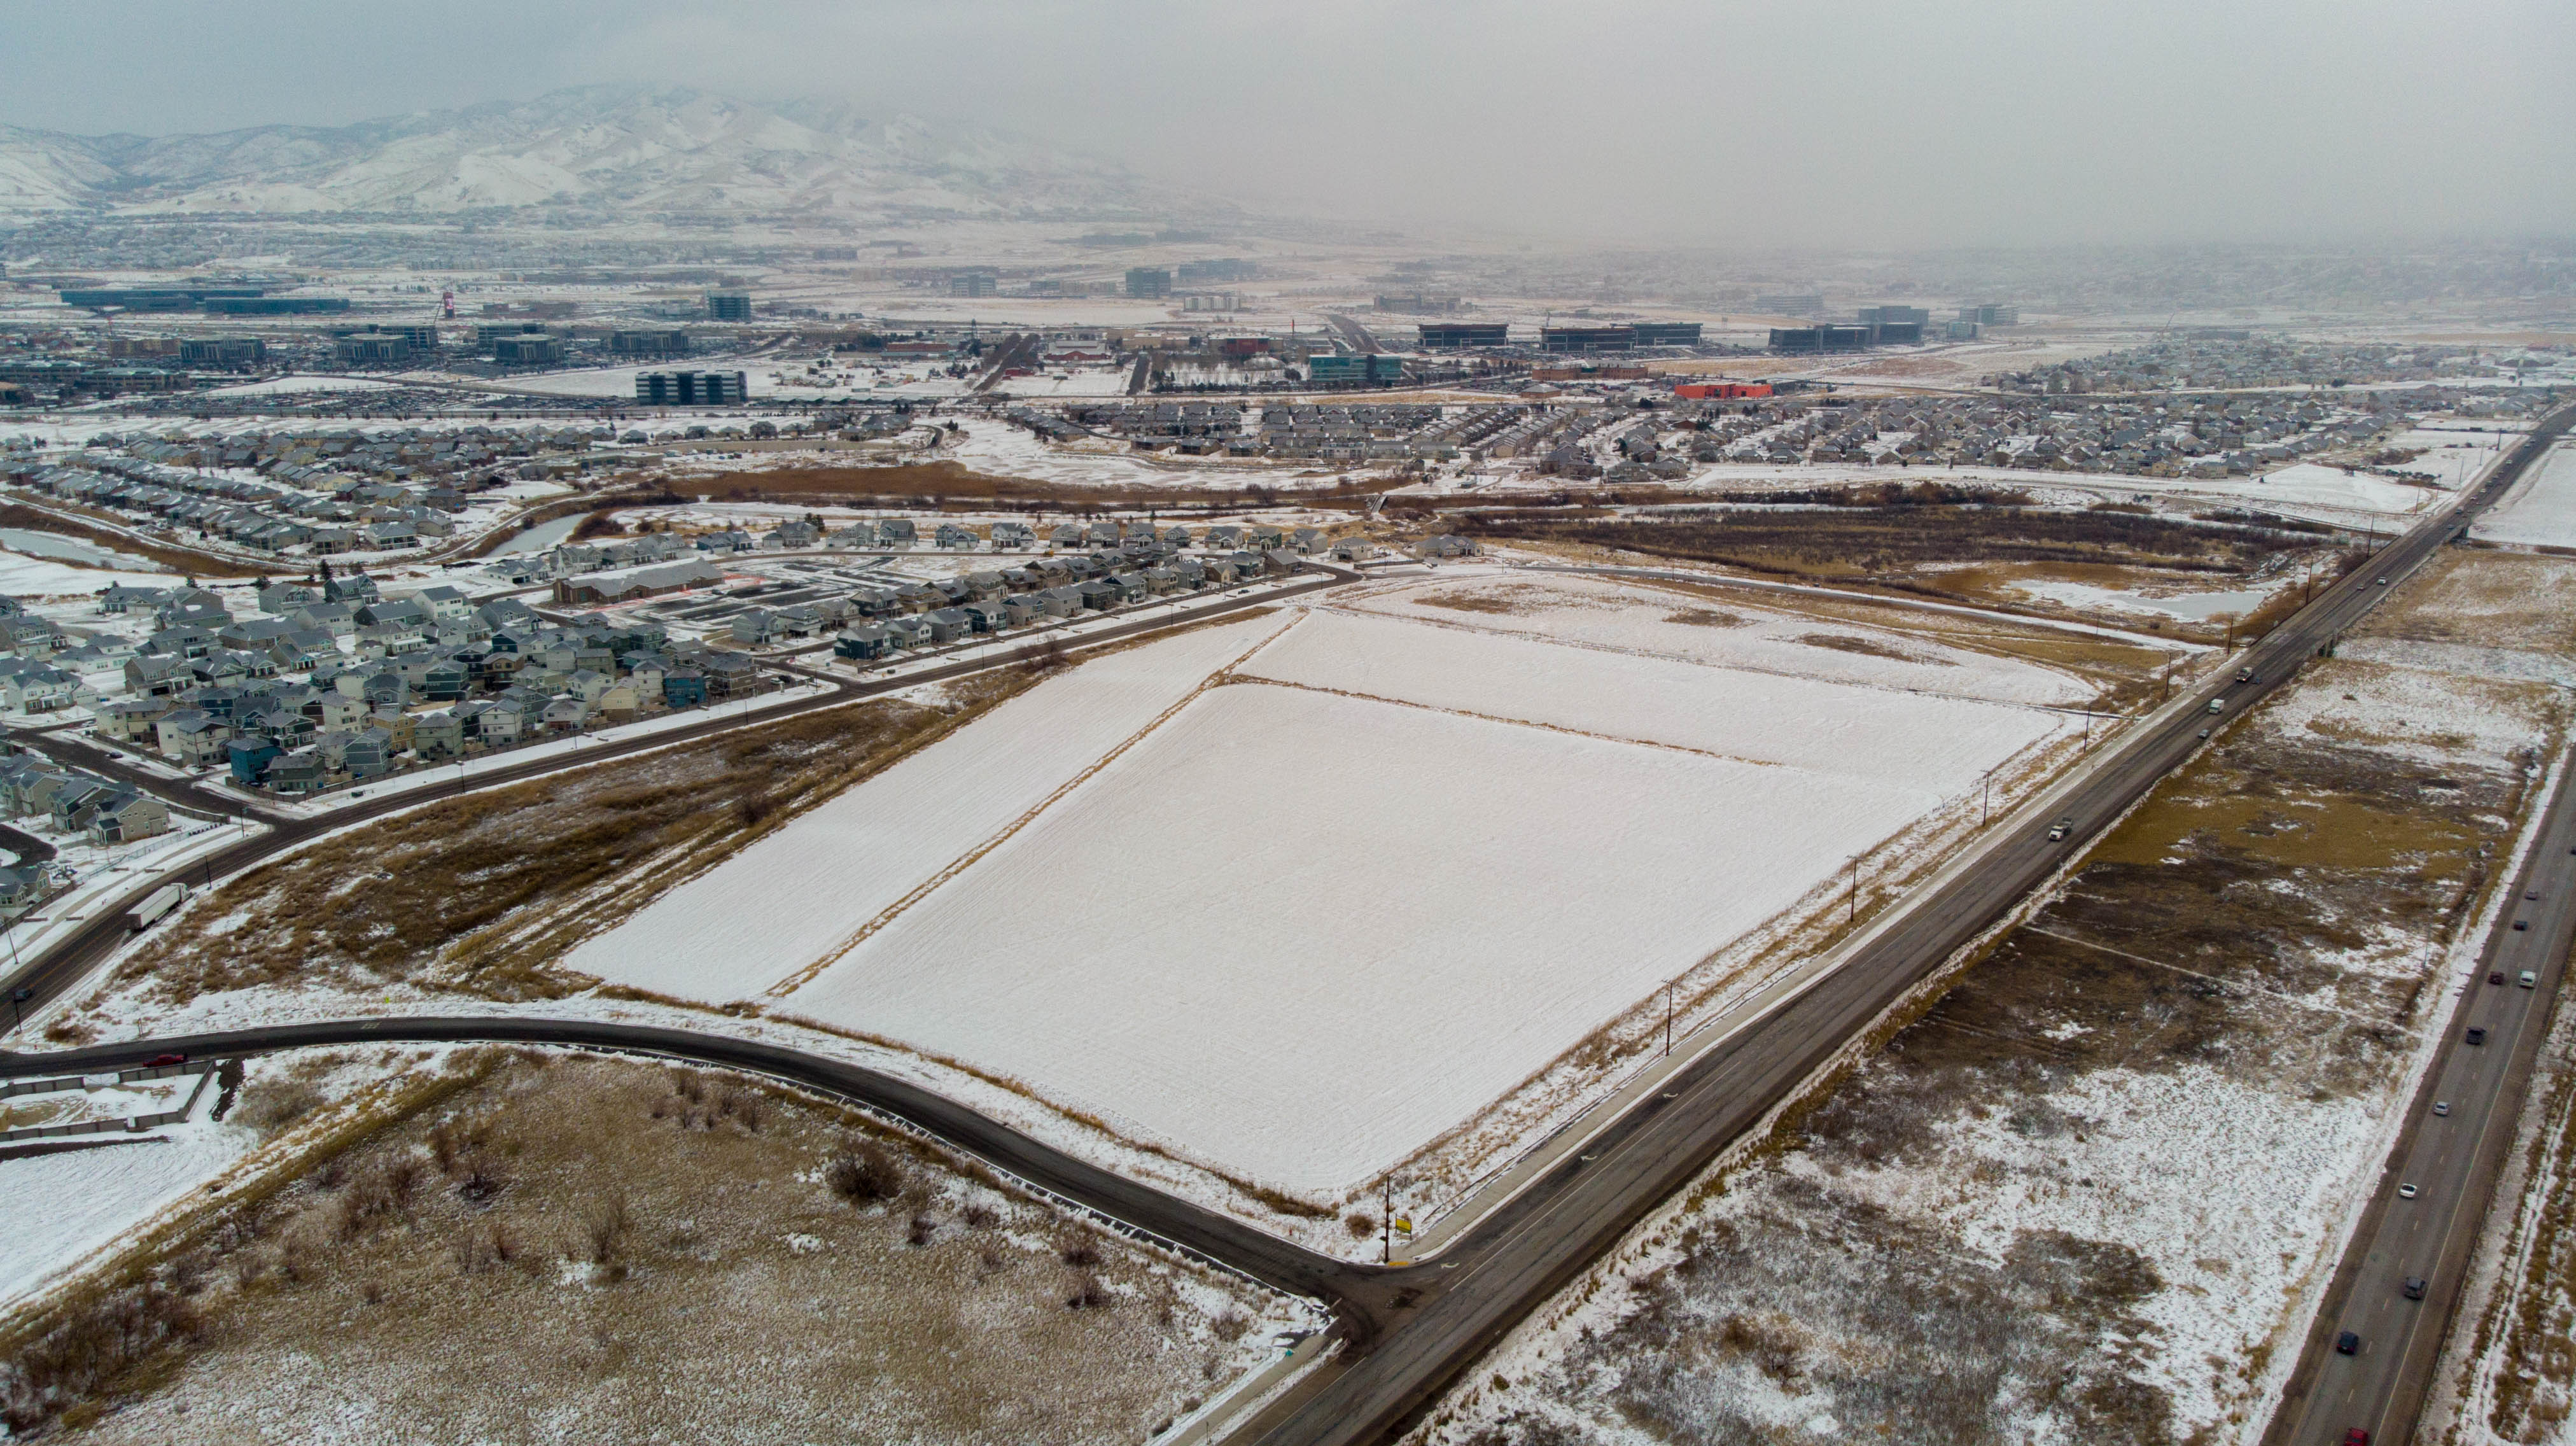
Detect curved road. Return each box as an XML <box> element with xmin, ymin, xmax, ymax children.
<box><xmin>0</xmin><ymin>407</ymin><xmax>2567</xmax><ymax>1445</ymax></box>
<box><xmin>0</xmin><ymin>566</ymin><xmax>1350</xmax><ymax>1028</ymax></box>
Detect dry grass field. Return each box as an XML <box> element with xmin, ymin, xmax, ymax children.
<box><xmin>2</xmin><ymin>1051</ymin><xmax>1280</xmax><ymax>1443</ymax></box>
<box><xmin>1423</xmin><ymin>551</ymin><xmax>2572</xmax><ymax>1446</ymax></box>
<box><xmin>66</xmin><ymin>677</ymin><xmax>1039</xmax><ymax>1027</ymax></box>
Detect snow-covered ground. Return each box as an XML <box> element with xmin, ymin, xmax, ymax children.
<box><xmin>197</xmin><ymin>375</ymin><xmax>405</xmax><ymax>397</ymax></box>
<box><xmin>564</xmin><ymin>614</ymin><xmax>1291</xmax><ymax>1002</ymax></box>
<box><xmin>2012</xmin><ymin>578</ymin><xmax>2278</xmax><ymax>622</ymax></box>
<box><xmin>0</xmin><ymin>1074</ymin><xmax>238</xmax><ymax>1305</ymax></box>
<box><xmin>0</xmin><ymin>545</ymin><xmax>172</xmax><ymax>596</ymax></box>
<box><xmin>2472</xmin><ymin>440</ymin><xmax>2576</xmax><ymax>549</ymax></box>
<box><xmin>1343</xmin><ymin>570</ymin><xmax>2090</xmax><ymax>707</ymax></box>
<box><xmin>786</xmin><ymin>678</ymin><xmax>1940</xmax><ymax>1192</ymax></box>
<box><xmin>1240</xmin><ymin>608</ymin><xmax>2065</xmax><ymax>796</ymax></box>
<box><xmin>580</xmin><ymin>581</ymin><xmax>2075</xmax><ymax>1195</ymax></box>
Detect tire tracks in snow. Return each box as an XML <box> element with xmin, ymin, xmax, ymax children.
<box><xmin>763</xmin><ymin>613</ymin><xmax>1305</xmax><ymax>998</ymax></box>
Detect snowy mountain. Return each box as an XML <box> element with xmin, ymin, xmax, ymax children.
<box><xmin>0</xmin><ymin>85</ymin><xmax>1180</xmax><ymax>220</ymax></box>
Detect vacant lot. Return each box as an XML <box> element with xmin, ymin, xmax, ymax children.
<box><xmin>66</xmin><ymin>678</ymin><xmax>1035</xmax><ymax>1030</ymax></box>
<box><xmin>0</xmin><ymin>503</ymin><xmax>259</xmax><ymax>578</ymax></box>
<box><xmin>2</xmin><ymin>1051</ymin><xmax>1284</xmax><ymax>1444</ymax></box>
<box><xmin>1460</xmin><ymin>505</ymin><xmax>2332</xmax><ymax>600</ymax></box>
<box><xmin>1424</xmin><ymin>552</ymin><xmax>2569</xmax><ymax>1446</ymax></box>
<box><xmin>697</xmin><ymin>457</ymin><xmax>1379</xmax><ymax>515</ymax></box>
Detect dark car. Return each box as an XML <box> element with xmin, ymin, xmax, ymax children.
<box><xmin>2346</xmin><ymin>1430</ymin><xmax>2370</xmax><ymax>1446</ymax></box>
<box><xmin>2467</xmin><ymin>1027</ymin><xmax>2489</xmax><ymax>1046</ymax></box>
<box><xmin>2336</xmin><ymin>1330</ymin><xmax>2362</xmax><ymax>1355</ymax></box>
<box><xmin>2491</xmin><ymin>971</ymin><xmax>2507</xmax><ymax>985</ymax></box>
<box><xmin>2402</xmin><ymin>1276</ymin><xmax>2426</xmax><ymax>1301</ymax></box>
<box><xmin>146</xmin><ymin>1052</ymin><xmax>186</xmax><ymax>1067</ymax></box>
<box><xmin>2515</xmin><ymin>920</ymin><xmax>2530</xmax><ymax>931</ymax></box>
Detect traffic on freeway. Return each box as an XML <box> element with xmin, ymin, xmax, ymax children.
<box><xmin>2272</xmin><ymin>736</ymin><xmax>2576</xmax><ymax>1442</ymax></box>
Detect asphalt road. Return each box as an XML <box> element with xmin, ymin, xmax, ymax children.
<box><xmin>0</xmin><ymin>408</ymin><xmax>2566</xmax><ymax>1445</ymax></box>
<box><xmin>0</xmin><ymin>1015</ymin><xmax>1358</xmax><ymax>1302</ymax></box>
<box><xmin>0</xmin><ymin>566</ymin><xmax>1348</xmax><ymax>1028</ymax></box>
<box><xmin>1322</xmin><ymin>314</ymin><xmax>1383</xmax><ymax>355</ymax></box>
<box><xmin>1236</xmin><ymin>402</ymin><xmax>2576</xmax><ymax>1446</ymax></box>
<box><xmin>970</xmin><ymin>332</ymin><xmax>1040</xmax><ymax>393</ymax></box>
<box><xmin>2269</xmin><ymin>720</ymin><xmax>2576</xmax><ymax>1437</ymax></box>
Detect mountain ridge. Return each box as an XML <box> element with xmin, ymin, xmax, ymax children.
<box><xmin>0</xmin><ymin>84</ymin><xmax>1194</xmax><ymax>221</ymax></box>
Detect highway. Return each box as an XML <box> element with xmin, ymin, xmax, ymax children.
<box><xmin>1233</xmin><ymin>401</ymin><xmax>2576</xmax><ymax>1446</ymax></box>
<box><xmin>0</xmin><ymin>405</ymin><xmax>2566</xmax><ymax>1445</ymax></box>
<box><xmin>1322</xmin><ymin>314</ymin><xmax>1384</xmax><ymax>355</ymax></box>
<box><xmin>970</xmin><ymin>332</ymin><xmax>1040</xmax><ymax>393</ymax></box>
<box><xmin>2268</xmin><ymin>682</ymin><xmax>2576</xmax><ymax>1432</ymax></box>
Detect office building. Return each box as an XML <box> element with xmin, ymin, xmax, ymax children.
<box><xmin>1305</xmin><ymin>354</ymin><xmax>1404</xmax><ymax>384</ymax></box>
<box><xmin>201</xmin><ymin>297</ymin><xmax>349</xmax><ymax>315</ymax></box>
<box><xmin>1767</xmin><ymin>325</ymin><xmax>1872</xmax><ymax>353</ymax></box>
<box><xmin>1418</xmin><ymin>322</ymin><xmax>1509</xmax><ymax>348</ymax></box>
<box><xmin>493</xmin><ymin>335</ymin><xmax>566</xmax><ymax>366</ymax></box>
<box><xmin>610</xmin><ymin>330</ymin><xmax>692</xmax><ymax>357</ymax></box>
<box><xmin>634</xmin><ymin>370</ymin><xmax>748</xmax><ymax>405</ymax></box>
<box><xmin>177</xmin><ymin>337</ymin><xmax>265</xmax><ymax>367</ymax></box>
<box><xmin>949</xmin><ymin>270</ymin><xmax>998</xmax><ymax>298</ymax></box>
<box><xmin>1540</xmin><ymin>326</ymin><xmax>1637</xmax><ymax>353</ymax></box>
<box><xmin>1630</xmin><ymin>322</ymin><xmax>1704</xmax><ymax>347</ymax></box>
<box><xmin>1963</xmin><ymin>304</ymin><xmax>2020</xmax><ymax>326</ymax></box>
<box><xmin>1125</xmin><ymin>267</ymin><xmax>1173</xmax><ymax>300</ymax></box>
<box><xmin>706</xmin><ymin>291</ymin><xmax>753</xmax><ymax>322</ymax></box>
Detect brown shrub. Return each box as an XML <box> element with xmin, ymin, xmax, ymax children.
<box><xmin>824</xmin><ymin>1142</ymin><xmax>904</xmax><ymax>1204</ymax></box>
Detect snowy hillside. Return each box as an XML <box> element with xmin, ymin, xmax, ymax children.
<box><xmin>0</xmin><ymin>85</ymin><xmax>1179</xmax><ymax>218</ymax></box>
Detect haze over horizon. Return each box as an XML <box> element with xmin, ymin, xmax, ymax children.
<box><xmin>2</xmin><ymin>0</ymin><xmax>2572</xmax><ymax>250</ymax></box>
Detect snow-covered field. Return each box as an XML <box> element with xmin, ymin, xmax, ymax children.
<box><xmin>0</xmin><ymin>1128</ymin><xmax>250</xmax><ymax>1305</ymax></box>
<box><xmin>198</xmin><ymin>375</ymin><xmax>403</xmax><ymax>397</ymax></box>
<box><xmin>580</xmin><ymin>580</ymin><xmax>2076</xmax><ymax>1194</ymax></box>
<box><xmin>564</xmin><ymin>614</ymin><xmax>1291</xmax><ymax>1001</ymax></box>
<box><xmin>1343</xmin><ymin>570</ymin><xmax>2089</xmax><ymax>707</ymax></box>
<box><xmin>1240</xmin><ymin>608</ymin><xmax>2062</xmax><ymax>796</ymax></box>
<box><xmin>2472</xmin><ymin>440</ymin><xmax>2576</xmax><ymax>549</ymax></box>
<box><xmin>0</xmin><ymin>545</ymin><xmax>170</xmax><ymax>596</ymax></box>
<box><xmin>787</xmin><ymin>679</ymin><xmax>1933</xmax><ymax>1189</ymax></box>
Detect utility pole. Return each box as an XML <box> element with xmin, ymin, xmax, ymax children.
<box><xmin>1382</xmin><ymin>1179</ymin><xmax>1392</xmax><ymax>1265</ymax></box>
<box><xmin>1848</xmin><ymin>859</ymin><xmax>1858</xmax><ymax>923</ymax></box>
<box><xmin>1665</xmin><ymin>983</ymin><xmax>1674</xmax><ymax>1057</ymax></box>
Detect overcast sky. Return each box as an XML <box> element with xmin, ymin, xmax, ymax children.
<box><xmin>3</xmin><ymin>0</ymin><xmax>2570</xmax><ymax>248</ymax></box>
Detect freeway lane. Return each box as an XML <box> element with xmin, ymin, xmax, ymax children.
<box><xmin>2270</xmin><ymin>747</ymin><xmax>2576</xmax><ymax>1434</ymax></box>
<box><xmin>1245</xmin><ymin>405</ymin><xmax>2576</xmax><ymax>1446</ymax></box>
<box><xmin>0</xmin><ymin>566</ymin><xmax>1350</xmax><ymax>1030</ymax></box>
<box><xmin>0</xmin><ymin>405</ymin><xmax>2565</xmax><ymax>1445</ymax></box>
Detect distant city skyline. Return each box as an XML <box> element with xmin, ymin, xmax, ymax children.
<box><xmin>2</xmin><ymin>0</ymin><xmax>2571</xmax><ymax>248</ymax></box>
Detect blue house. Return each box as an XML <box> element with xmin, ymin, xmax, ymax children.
<box><xmin>227</xmin><ymin>736</ymin><xmax>282</xmax><ymax>784</ymax></box>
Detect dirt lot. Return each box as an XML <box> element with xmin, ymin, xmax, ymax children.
<box><xmin>1419</xmin><ymin>552</ymin><xmax>2572</xmax><ymax>1446</ymax></box>
<box><xmin>58</xmin><ymin>675</ymin><xmax>1039</xmax><ymax>1031</ymax></box>
<box><xmin>0</xmin><ymin>1050</ymin><xmax>1283</xmax><ymax>1443</ymax></box>
<box><xmin>1461</xmin><ymin>504</ymin><xmax>2328</xmax><ymax>586</ymax></box>
<box><xmin>687</xmin><ymin>458</ymin><xmax>1380</xmax><ymax>515</ymax></box>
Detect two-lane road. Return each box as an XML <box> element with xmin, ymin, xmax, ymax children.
<box><xmin>0</xmin><ymin>567</ymin><xmax>1351</xmax><ymax>1030</ymax></box>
